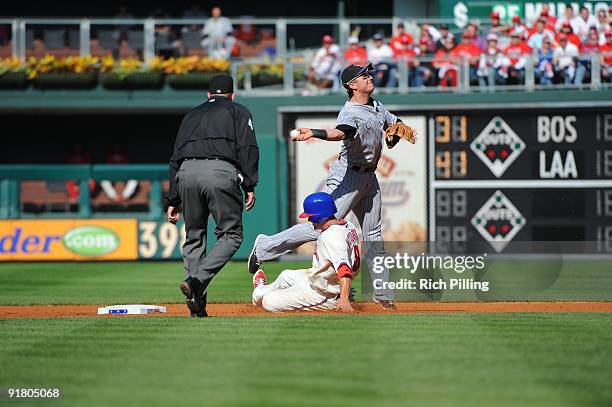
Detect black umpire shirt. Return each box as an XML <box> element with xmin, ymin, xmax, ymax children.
<box><xmin>167</xmin><ymin>96</ymin><xmax>259</xmax><ymax>207</ymax></box>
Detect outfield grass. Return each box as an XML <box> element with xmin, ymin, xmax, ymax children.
<box><xmin>1</xmin><ymin>314</ymin><xmax>611</xmax><ymax>407</ymax></box>
<box><xmin>0</xmin><ymin>261</ymin><xmax>307</xmax><ymax>305</ymax></box>
<box><xmin>0</xmin><ymin>260</ymin><xmax>611</xmax><ymax>305</ymax></box>
<box><xmin>1</xmin><ymin>262</ymin><xmax>611</xmax><ymax>406</ymax></box>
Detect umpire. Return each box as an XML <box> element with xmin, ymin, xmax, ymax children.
<box><xmin>167</xmin><ymin>74</ymin><xmax>259</xmax><ymax>317</ymax></box>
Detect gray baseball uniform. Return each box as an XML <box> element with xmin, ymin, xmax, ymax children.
<box><xmin>255</xmin><ymin>98</ymin><xmax>397</xmax><ymax>301</ymax></box>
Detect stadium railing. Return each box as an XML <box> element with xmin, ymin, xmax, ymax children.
<box><xmin>0</xmin><ymin>17</ymin><xmax>609</xmax><ymax>94</ymax></box>
<box><xmin>0</xmin><ymin>17</ymin><xmax>455</xmax><ymax>60</ymax></box>
<box><xmin>0</xmin><ymin>164</ymin><xmax>167</xmax><ymax>219</ymax></box>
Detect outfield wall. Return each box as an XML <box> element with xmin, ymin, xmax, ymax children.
<box><xmin>0</xmin><ymin>218</ymin><xmax>184</xmax><ymax>261</ymax></box>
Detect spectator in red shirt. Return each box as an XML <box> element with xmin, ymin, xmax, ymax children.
<box><xmin>504</xmin><ymin>31</ymin><xmax>532</xmax><ymax>84</ymax></box>
<box><xmin>583</xmin><ymin>27</ymin><xmax>602</xmax><ymax>53</ymax></box>
<box><xmin>233</xmin><ymin>21</ymin><xmax>257</xmax><ymax>44</ymax></box>
<box><xmin>540</xmin><ymin>5</ymin><xmax>558</xmax><ymax>31</ymax></box>
<box><xmin>600</xmin><ymin>31</ymin><xmax>612</xmax><ymax>82</ymax></box>
<box><xmin>580</xmin><ymin>27</ymin><xmax>602</xmax><ymax>82</ymax></box>
<box><xmin>559</xmin><ymin>22</ymin><xmax>582</xmax><ymax>48</ymax></box>
<box><xmin>393</xmin><ymin>38</ymin><xmax>418</xmax><ymax>62</ymax></box>
<box><xmin>433</xmin><ymin>36</ymin><xmax>459</xmax><ymax>87</ymax></box>
<box><xmin>452</xmin><ymin>32</ymin><xmax>482</xmax><ymax>84</ymax></box>
<box><xmin>344</xmin><ymin>36</ymin><xmax>368</xmax><ymax>66</ymax></box>
<box><xmin>390</xmin><ymin>23</ymin><xmax>413</xmax><ymax>54</ymax></box>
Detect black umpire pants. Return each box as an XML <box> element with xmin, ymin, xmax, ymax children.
<box><xmin>177</xmin><ymin>159</ymin><xmax>243</xmax><ymax>295</ymax></box>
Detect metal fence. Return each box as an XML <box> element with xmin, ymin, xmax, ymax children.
<box><xmin>1</xmin><ymin>17</ymin><xmax>438</xmax><ymax>60</ymax></box>
<box><xmin>0</xmin><ymin>17</ymin><xmax>610</xmax><ymax>94</ymax></box>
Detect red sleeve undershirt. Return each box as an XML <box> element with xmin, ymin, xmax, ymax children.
<box><xmin>337</xmin><ymin>263</ymin><xmax>353</xmax><ymax>279</ymax></box>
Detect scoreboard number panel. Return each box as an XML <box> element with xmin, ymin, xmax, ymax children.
<box><xmin>433</xmin><ymin>110</ymin><xmax>611</xmax><ymax>180</ymax></box>
<box><xmin>429</xmin><ymin>107</ymin><xmax>612</xmax><ymax>252</ymax></box>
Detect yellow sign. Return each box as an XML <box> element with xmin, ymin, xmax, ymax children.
<box><xmin>0</xmin><ymin>219</ymin><xmax>138</xmax><ymax>261</ymax></box>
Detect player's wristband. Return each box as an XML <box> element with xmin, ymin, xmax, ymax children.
<box><xmin>311</xmin><ymin>129</ymin><xmax>327</xmax><ymax>140</ymax></box>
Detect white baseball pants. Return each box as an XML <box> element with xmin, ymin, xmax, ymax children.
<box><xmin>252</xmin><ymin>269</ymin><xmax>338</xmax><ymax>312</ymax></box>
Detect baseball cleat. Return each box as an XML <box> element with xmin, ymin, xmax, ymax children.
<box><xmin>253</xmin><ymin>269</ymin><xmax>266</xmax><ymax>289</ymax></box>
<box><xmin>191</xmin><ymin>309</ymin><xmax>208</xmax><ymax>318</ymax></box>
<box><xmin>191</xmin><ymin>292</ymin><xmax>208</xmax><ymax>318</ymax></box>
<box><xmin>247</xmin><ymin>234</ymin><xmax>263</xmax><ymax>274</ymax></box>
<box><xmin>372</xmin><ymin>297</ymin><xmax>397</xmax><ymax>311</ymax></box>
<box><xmin>180</xmin><ymin>277</ymin><xmax>206</xmax><ymax>317</ymax></box>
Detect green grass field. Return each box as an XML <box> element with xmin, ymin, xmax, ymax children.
<box><xmin>1</xmin><ymin>260</ymin><xmax>611</xmax><ymax>305</ymax></box>
<box><xmin>1</xmin><ymin>261</ymin><xmax>611</xmax><ymax>406</ymax></box>
<box><xmin>0</xmin><ymin>261</ymin><xmax>303</xmax><ymax>305</ymax></box>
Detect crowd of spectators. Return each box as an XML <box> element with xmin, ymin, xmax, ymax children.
<box><xmin>305</xmin><ymin>4</ymin><xmax>611</xmax><ymax>92</ymax></box>
<box><xmin>2</xmin><ymin>3</ymin><xmax>611</xmax><ymax>90</ymax></box>
<box><xmin>123</xmin><ymin>4</ymin><xmax>258</xmax><ymax>59</ymax></box>
<box><xmin>0</xmin><ymin>4</ymin><xmax>276</xmax><ymax>60</ymax></box>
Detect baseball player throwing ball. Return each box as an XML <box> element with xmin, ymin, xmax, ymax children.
<box><xmin>252</xmin><ymin>192</ymin><xmax>358</xmax><ymax>312</ymax></box>
<box><xmin>249</xmin><ymin>63</ymin><xmax>417</xmax><ymax>310</ymax></box>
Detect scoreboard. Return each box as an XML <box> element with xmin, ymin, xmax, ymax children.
<box><xmin>428</xmin><ymin>107</ymin><xmax>612</xmax><ymax>252</ymax></box>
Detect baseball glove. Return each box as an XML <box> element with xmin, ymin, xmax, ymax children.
<box><xmin>385</xmin><ymin>122</ymin><xmax>417</xmax><ymax>148</ymax></box>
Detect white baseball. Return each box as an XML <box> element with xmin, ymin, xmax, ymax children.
<box><xmin>289</xmin><ymin>129</ymin><xmax>300</xmax><ymax>138</ymax></box>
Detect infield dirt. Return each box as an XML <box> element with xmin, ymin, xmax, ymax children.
<box><xmin>1</xmin><ymin>301</ymin><xmax>612</xmax><ymax>318</ymax></box>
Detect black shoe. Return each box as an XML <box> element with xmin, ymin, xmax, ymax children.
<box><xmin>191</xmin><ymin>292</ymin><xmax>208</xmax><ymax>318</ymax></box>
<box><xmin>180</xmin><ymin>277</ymin><xmax>205</xmax><ymax>316</ymax></box>
<box><xmin>191</xmin><ymin>309</ymin><xmax>208</xmax><ymax>318</ymax></box>
<box><xmin>247</xmin><ymin>234</ymin><xmax>263</xmax><ymax>274</ymax></box>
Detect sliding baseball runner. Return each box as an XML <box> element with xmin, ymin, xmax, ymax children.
<box><xmin>252</xmin><ymin>192</ymin><xmax>359</xmax><ymax>312</ymax></box>
<box><xmin>248</xmin><ymin>63</ymin><xmax>417</xmax><ymax>310</ymax></box>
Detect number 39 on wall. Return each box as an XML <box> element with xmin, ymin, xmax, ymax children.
<box><xmin>138</xmin><ymin>221</ymin><xmax>186</xmax><ymax>259</ymax></box>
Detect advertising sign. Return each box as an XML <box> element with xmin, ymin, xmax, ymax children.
<box><xmin>0</xmin><ymin>219</ymin><xmax>138</xmax><ymax>261</ymax></box>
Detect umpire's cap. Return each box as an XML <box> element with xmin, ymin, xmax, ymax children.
<box><xmin>299</xmin><ymin>192</ymin><xmax>337</xmax><ymax>224</ymax></box>
<box><xmin>341</xmin><ymin>63</ymin><xmax>374</xmax><ymax>89</ymax></box>
<box><xmin>209</xmin><ymin>74</ymin><xmax>234</xmax><ymax>94</ymax></box>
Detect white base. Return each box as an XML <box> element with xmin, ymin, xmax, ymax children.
<box><xmin>97</xmin><ymin>304</ymin><xmax>167</xmax><ymax>315</ymax></box>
